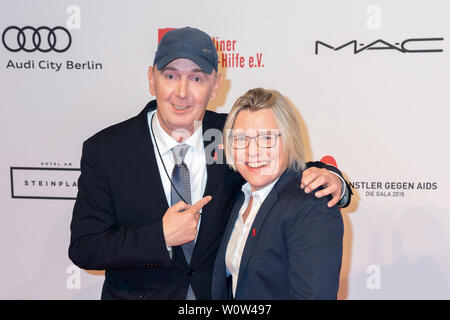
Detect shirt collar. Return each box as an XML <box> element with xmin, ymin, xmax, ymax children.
<box><xmin>241</xmin><ymin>176</ymin><xmax>280</xmax><ymax>204</ymax></box>
<box><xmin>149</xmin><ymin>110</ymin><xmax>204</xmax><ymax>155</ymax></box>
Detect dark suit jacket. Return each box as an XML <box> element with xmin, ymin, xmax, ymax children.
<box><xmin>211</xmin><ymin>169</ymin><xmax>344</xmax><ymax>300</ymax></box>
<box><xmin>69</xmin><ymin>100</ymin><xmax>350</xmax><ymax>300</ymax></box>
<box><xmin>69</xmin><ymin>100</ymin><xmax>244</xmax><ymax>299</ymax></box>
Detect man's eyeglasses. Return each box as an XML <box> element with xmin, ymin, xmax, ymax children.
<box><xmin>229</xmin><ymin>133</ymin><xmax>281</xmax><ymax>149</ymax></box>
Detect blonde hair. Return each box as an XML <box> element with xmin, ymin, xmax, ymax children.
<box><xmin>223</xmin><ymin>88</ymin><xmax>305</xmax><ymax>171</ymax></box>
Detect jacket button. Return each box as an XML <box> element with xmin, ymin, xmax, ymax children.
<box><xmin>188</xmin><ymin>269</ymin><xmax>194</xmax><ymax>276</ymax></box>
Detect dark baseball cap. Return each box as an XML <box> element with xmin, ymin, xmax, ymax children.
<box><xmin>153</xmin><ymin>27</ymin><xmax>218</xmax><ymax>74</ymax></box>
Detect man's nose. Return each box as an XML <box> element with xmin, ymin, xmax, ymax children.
<box><xmin>176</xmin><ymin>77</ymin><xmax>188</xmax><ymax>99</ymax></box>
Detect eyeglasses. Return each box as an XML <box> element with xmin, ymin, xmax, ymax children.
<box><xmin>229</xmin><ymin>133</ymin><xmax>281</xmax><ymax>149</ymax></box>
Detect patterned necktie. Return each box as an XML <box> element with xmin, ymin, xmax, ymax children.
<box><xmin>171</xmin><ymin>143</ymin><xmax>196</xmax><ymax>300</ymax></box>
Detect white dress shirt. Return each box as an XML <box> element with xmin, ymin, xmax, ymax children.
<box><xmin>147</xmin><ymin>110</ymin><xmax>207</xmax><ymax>252</ymax></box>
<box><xmin>225</xmin><ymin>178</ymin><xmax>280</xmax><ymax>297</ymax></box>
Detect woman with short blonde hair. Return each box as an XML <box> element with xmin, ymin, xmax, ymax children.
<box><xmin>212</xmin><ymin>88</ymin><xmax>343</xmax><ymax>300</ymax></box>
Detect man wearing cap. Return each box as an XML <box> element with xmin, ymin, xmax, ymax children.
<box><xmin>69</xmin><ymin>27</ymin><xmax>352</xmax><ymax>300</ymax></box>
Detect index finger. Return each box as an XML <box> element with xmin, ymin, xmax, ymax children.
<box><xmin>188</xmin><ymin>195</ymin><xmax>212</xmax><ymax>214</ymax></box>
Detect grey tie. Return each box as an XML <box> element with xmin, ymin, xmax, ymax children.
<box><xmin>171</xmin><ymin>144</ymin><xmax>196</xmax><ymax>300</ymax></box>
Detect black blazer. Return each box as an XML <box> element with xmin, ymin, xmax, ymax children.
<box><xmin>211</xmin><ymin>169</ymin><xmax>344</xmax><ymax>300</ymax></box>
<box><xmin>69</xmin><ymin>100</ymin><xmax>244</xmax><ymax>299</ymax></box>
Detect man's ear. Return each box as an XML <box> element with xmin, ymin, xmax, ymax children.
<box><xmin>148</xmin><ymin>66</ymin><xmax>156</xmax><ymax>96</ymax></box>
<box><xmin>209</xmin><ymin>72</ymin><xmax>223</xmax><ymax>102</ymax></box>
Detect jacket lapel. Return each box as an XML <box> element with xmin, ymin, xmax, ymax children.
<box><xmin>221</xmin><ymin>192</ymin><xmax>245</xmax><ymax>254</ymax></box>
<box><xmin>235</xmin><ymin>169</ymin><xmax>300</xmax><ymax>297</ymax></box>
<box><xmin>234</xmin><ymin>190</ymin><xmax>279</xmax><ymax>295</ymax></box>
<box><xmin>126</xmin><ymin>101</ymin><xmax>169</xmax><ymax>217</ymax></box>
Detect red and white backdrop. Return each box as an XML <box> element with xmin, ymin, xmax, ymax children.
<box><xmin>1</xmin><ymin>0</ymin><xmax>449</xmax><ymax>299</ymax></box>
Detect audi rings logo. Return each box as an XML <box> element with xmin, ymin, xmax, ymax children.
<box><xmin>2</xmin><ymin>26</ymin><xmax>72</xmax><ymax>53</ymax></box>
